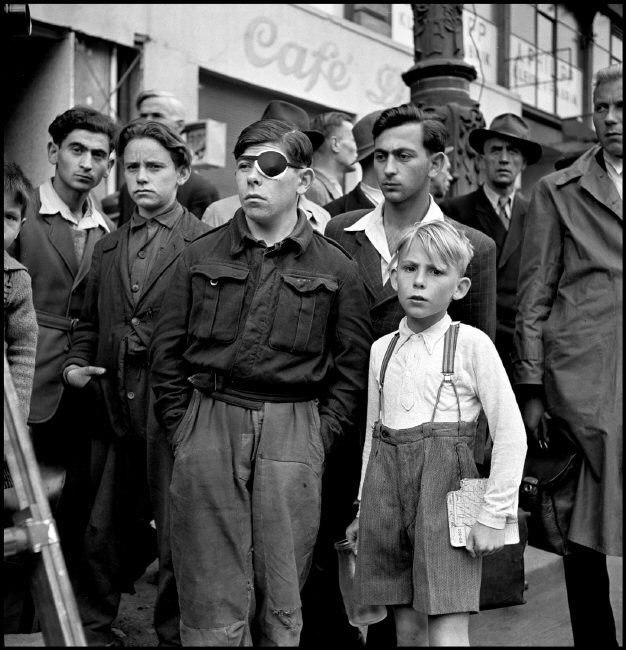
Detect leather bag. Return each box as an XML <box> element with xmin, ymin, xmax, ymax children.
<box><xmin>519</xmin><ymin>413</ymin><xmax>582</xmax><ymax>556</ymax></box>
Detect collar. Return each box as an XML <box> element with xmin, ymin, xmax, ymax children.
<box><xmin>312</xmin><ymin>167</ymin><xmax>342</xmax><ymax>196</ymax></box>
<box><xmin>39</xmin><ymin>180</ymin><xmax>110</xmax><ymax>232</ymax></box>
<box><xmin>298</xmin><ymin>195</ymin><xmax>330</xmax><ymax>233</ymax></box>
<box><xmin>229</xmin><ymin>207</ymin><xmax>313</xmax><ymax>256</ymax></box>
<box><xmin>130</xmin><ymin>201</ymin><xmax>183</xmax><ymax>231</ymax></box>
<box><xmin>359</xmin><ymin>180</ymin><xmax>384</xmax><ymax>205</ymax></box>
<box><xmin>4</xmin><ymin>250</ymin><xmax>27</xmax><ymax>272</ymax></box>
<box><xmin>604</xmin><ymin>151</ymin><xmax>623</xmax><ymax>176</ymax></box>
<box><xmin>346</xmin><ymin>196</ymin><xmax>445</xmax><ymax>233</ymax></box>
<box><xmin>396</xmin><ymin>313</ymin><xmax>452</xmax><ymax>356</ymax></box>
<box><xmin>482</xmin><ymin>183</ymin><xmax>515</xmax><ymax>212</ymax></box>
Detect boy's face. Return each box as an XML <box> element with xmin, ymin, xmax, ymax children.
<box><xmin>47</xmin><ymin>129</ymin><xmax>112</xmax><ymax>195</ymax></box>
<box><xmin>4</xmin><ymin>192</ymin><xmax>24</xmax><ymax>250</ymax></box>
<box><xmin>374</xmin><ymin>123</ymin><xmax>443</xmax><ymax>205</ymax></box>
<box><xmin>123</xmin><ymin>136</ymin><xmax>190</xmax><ymax>219</ymax></box>
<box><xmin>236</xmin><ymin>142</ymin><xmax>312</xmax><ymax>230</ymax></box>
<box><xmin>391</xmin><ymin>238</ymin><xmax>470</xmax><ymax>334</ymax></box>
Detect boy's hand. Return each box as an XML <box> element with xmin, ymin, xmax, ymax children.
<box><xmin>346</xmin><ymin>516</ymin><xmax>360</xmax><ymax>547</ymax></box>
<box><xmin>65</xmin><ymin>364</ymin><xmax>106</xmax><ymax>388</ymax></box>
<box><xmin>466</xmin><ymin>522</ymin><xmax>505</xmax><ymax>558</ymax></box>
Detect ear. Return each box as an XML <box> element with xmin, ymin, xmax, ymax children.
<box><xmin>390</xmin><ymin>266</ymin><xmax>399</xmax><ymax>292</ymax></box>
<box><xmin>103</xmin><ymin>153</ymin><xmax>115</xmax><ymax>179</ymax></box>
<box><xmin>428</xmin><ymin>151</ymin><xmax>446</xmax><ymax>180</ymax></box>
<box><xmin>47</xmin><ymin>141</ymin><xmax>59</xmax><ymax>166</ymax></box>
<box><xmin>451</xmin><ymin>276</ymin><xmax>471</xmax><ymax>301</ymax></box>
<box><xmin>330</xmin><ymin>135</ymin><xmax>341</xmax><ymax>154</ymax></box>
<box><xmin>296</xmin><ymin>167</ymin><xmax>315</xmax><ymax>195</ymax></box>
<box><xmin>177</xmin><ymin>165</ymin><xmax>192</xmax><ymax>187</ymax></box>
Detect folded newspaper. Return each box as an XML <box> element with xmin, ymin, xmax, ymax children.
<box><xmin>447</xmin><ymin>478</ymin><xmax>519</xmax><ymax>547</ymax></box>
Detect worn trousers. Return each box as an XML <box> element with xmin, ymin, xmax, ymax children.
<box><xmin>169</xmin><ymin>393</ymin><xmax>324</xmax><ymax>646</ymax></box>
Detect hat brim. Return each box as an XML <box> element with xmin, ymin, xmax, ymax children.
<box><xmin>469</xmin><ymin>128</ymin><xmax>543</xmax><ymax>165</ymax></box>
<box><xmin>304</xmin><ymin>130</ymin><xmax>325</xmax><ymax>152</ymax></box>
<box><xmin>357</xmin><ymin>142</ymin><xmax>375</xmax><ymax>163</ymax></box>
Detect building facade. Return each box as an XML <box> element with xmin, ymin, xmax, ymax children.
<box><xmin>4</xmin><ymin>3</ymin><xmax>623</xmax><ymax>201</ymax></box>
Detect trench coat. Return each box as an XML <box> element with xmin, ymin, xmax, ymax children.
<box><xmin>513</xmin><ymin>145</ymin><xmax>622</xmax><ymax>556</ymax></box>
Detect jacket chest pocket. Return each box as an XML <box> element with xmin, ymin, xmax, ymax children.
<box><xmin>190</xmin><ymin>263</ymin><xmax>249</xmax><ymax>343</ymax></box>
<box><xmin>269</xmin><ymin>274</ymin><xmax>338</xmax><ymax>354</ymax></box>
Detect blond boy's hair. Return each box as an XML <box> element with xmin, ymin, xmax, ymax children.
<box><xmin>390</xmin><ymin>220</ymin><xmax>474</xmax><ymax>276</ymax></box>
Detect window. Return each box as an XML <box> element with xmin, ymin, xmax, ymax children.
<box><xmin>345</xmin><ymin>4</ymin><xmax>392</xmax><ymax>38</ymax></box>
<box><xmin>593</xmin><ymin>13</ymin><xmax>623</xmax><ymax>76</ymax></box>
<box><xmin>508</xmin><ymin>4</ymin><xmax>584</xmax><ymax>119</ymax></box>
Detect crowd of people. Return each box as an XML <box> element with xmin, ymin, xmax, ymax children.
<box><xmin>3</xmin><ymin>61</ymin><xmax>622</xmax><ymax>647</ymax></box>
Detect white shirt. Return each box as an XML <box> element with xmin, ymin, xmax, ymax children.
<box><xmin>344</xmin><ymin>196</ymin><xmax>445</xmax><ymax>286</ymax></box>
<box><xmin>358</xmin><ymin>314</ymin><xmax>527</xmax><ymax>529</ymax></box>
<box><xmin>604</xmin><ymin>151</ymin><xmax>623</xmax><ymax>200</ymax></box>
<box><xmin>39</xmin><ymin>180</ymin><xmax>110</xmax><ymax>232</ymax></box>
<box><xmin>359</xmin><ymin>180</ymin><xmax>384</xmax><ymax>207</ymax></box>
<box><xmin>201</xmin><ymin>193</ymin><xmax>330</xmax><ymax>234</ymax></box>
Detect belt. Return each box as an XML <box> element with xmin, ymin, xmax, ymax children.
<box><xmin>35</xmin><ymin>310</ymin><xmax>79</xmax><ymax>333</ymax></box>
<box><xmin>188</xmin><ymin>372</ymin><xmax>318</xmax><ymax>404</ymax></box>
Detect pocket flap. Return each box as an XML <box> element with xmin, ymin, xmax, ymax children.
<box><xmin>192</xmin><ymin>263</ymin><xmax>249</xmax><ymax>282</ymax></box>
<box><xmin>282</xmin><ymin>274</ymin><xmax>338</xmax><ymax>294</ymax></box>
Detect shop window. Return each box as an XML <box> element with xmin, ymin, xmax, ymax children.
<box><xmin>344</xmin><ymin>4</ymin><xmax>392</xmax><ymax>38</ymax></box>
<box><xmin>593</xmin><ymin>14</ymin><xmax>622</xmax><ymax>75</ymax></box>
<box><xmin>508</xmin><ymin>4</ymin><xmax>584</xmax><ymax>120</ymax></box>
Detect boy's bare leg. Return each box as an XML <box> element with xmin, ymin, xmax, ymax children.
<box><xmin>392</xmin><ymin>605</ymin><xmax>428</xmax><ymax>646</ymax></box>
<box><xmin>428</xmin><ymin>612</ymin><xmax>470</xmax><ymax>646</ymax></box>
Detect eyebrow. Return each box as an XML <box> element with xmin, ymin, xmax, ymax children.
<box><xmin>373</xmin><ymin>147</ymin><xmax>416</xmax><ymax>155</ymax></box>
<box><xmin>66</xmin><ymin>141</ymin><xmax>110</xmax><ymax>156</ymax></box>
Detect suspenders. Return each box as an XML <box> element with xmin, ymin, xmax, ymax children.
<box><xmin>377</xmin><ymin>323</ymin><xmax>461</xmax><ymax>423</ymax></box>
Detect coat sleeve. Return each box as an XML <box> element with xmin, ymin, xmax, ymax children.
<box><xmin>317</xmin><ymin>260</ymin><xmax>373</xmax><ymax>452</ymax></box>
<box><xmin>513</xmin><ymin>177</ymin><xmax>564</xmax><ymax>386</ymax></box>
<box><xmin>64</xmin><ymin>242</ymin><xmax>103</xmax><ymax>369</ymax></box>
<box><xmin>148</xmin><ymin>253</ymin><xmax>194</xmax><ymax>438</ymax></box>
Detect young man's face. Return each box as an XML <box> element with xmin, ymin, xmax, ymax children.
<box><xmin>391</xmin><ymin>238</ymin><xmax>470</xmax><ymax>334</ymax></box>
<box><xmin>481</xmin><ymin>137</ymin><xmax>526</xmax><ymax>193</ymax></box>
<box><xmin>123</xmin><ymin>137</ymin><xmax>190</xmax><ymax>219</ymax></box>
<box><xmin>593</xmin><ymin>77</ymin><xmax>623</xmax><ymax>159</ymax></box>
<box><xmin>4</xmin><ymin>192</ymin><xmax>24</xmax><ymax>250</ymax></box>
<box><xmin>47</xmin><ymin>129</ymin><xmax>112</xmax><ymax>196</ymax></box>
<box><xmin>236</xmin><ymin>142</ymin><xmax>310</xmax><ymax>230</ymax></box>
<box><xmin>374</xmin><ymin>123</ymin><xmax>440</xmax><ymax>205</ymax></box>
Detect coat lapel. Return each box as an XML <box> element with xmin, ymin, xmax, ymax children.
<box><xmin>353</xmin><ymin>230</ymin><xmax>385</xmax><ymax>301</ymax></box>
<box><xmin>72</xmin><ymin>226</ymin><xmax>102</xmax><ymax>292</ymax></box>
<box><xmin>46</xmin><ymin>215</ymin><xmax>78</xmax><ymax>277</ymax></box>
<box><xmin>110</xmin><ymin>228</ymin><xmax>134</xmax><ymax>308</ymax></box>
<box><xmin>475</xmin><ymin>188</ymin><xmax>507</xmax><ymax>253</ymax></box>
<box><xmin>498</xmin><ymin>195</ymin><xmax>526</xmax><ymax>270</ymax></box>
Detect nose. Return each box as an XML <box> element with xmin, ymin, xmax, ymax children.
<box><xmin>499</xmin><ymin>148</ymin><xmax>511</xmax><ymax>163</ymax></box>
<box><xmin>605</xmin><ymin>104</ymin><xmax>619</xmax><ymax>124</ymax></box>
<box><xmin>136</xmin><ymin>164</ymin><xmax>148</xmax><ymax>183</ymax></box>
<box><xmin>79</xmin><ymin>152</ymin><xmax>93</xmax><ymax>170</ymax></box>
<box><xmin>414</xmin><ymin>269</ymin><xmax>427</xmax><ymax>287</ymax></box>
<box><xmin>245</xmin><ymin>164</ymin><xmax>262</xmax><ymax>185</ymax></box>
<box><xmin>383</xmin><ymin>156</ymin><xmax>397</xmax><ymax>176</ymax></box>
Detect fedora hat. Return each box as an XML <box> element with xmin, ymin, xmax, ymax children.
<box><xmin>352</xmin><ymin>110</ymin><xmax>384</xmax><ymax>162</ymax></box>
<box><xmin>469</xmin><ymin>113</ymin><xmax>543</xmax><ymax>164</ymax></box>
<box><xmin>261</xmin><ymin>100</ymin><xmax>325</xmax><ymax>151</ymax></box>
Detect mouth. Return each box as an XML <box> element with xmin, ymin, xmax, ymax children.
<box><xmin>244</xmin><ymin>194</ymin><xmax>265</xmax><ymax>200</ymax></box>
<box><xmin>409</xmin><ymin>296</ymin><xmax>427</xmax><ymax>303</ymax></box>
<box><xmin>75</xmin><ymin>175</ymin><xmax>93</xmax><ymax>182</ymax></box>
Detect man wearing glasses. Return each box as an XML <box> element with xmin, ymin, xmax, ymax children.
<box><xmin>149</xmin><ymin>118</ymin><xmax>373</xmax><ymax>646</ymax></box>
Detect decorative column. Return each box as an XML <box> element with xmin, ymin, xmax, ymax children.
<box><xmin>402</xmin><ymin>4</ymin><xmax>485</xmax><ymax>196</ymax></box>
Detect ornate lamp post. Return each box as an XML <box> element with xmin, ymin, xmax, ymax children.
<box><xmin>402</xmin><ymin>4</ymin><xmax>485</xmax><ymax>196</ymax></box>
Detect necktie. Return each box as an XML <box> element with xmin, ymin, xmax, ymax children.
<box><xmin>497</xmin><ymin>196</ymin><xmax>510</xmax><ymax>230</ymax></box>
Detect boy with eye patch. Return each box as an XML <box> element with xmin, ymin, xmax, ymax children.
<box><xmin>149</xmin><ymin>118</ymin><xmax>373</xmax><ymax>646</ymax></box>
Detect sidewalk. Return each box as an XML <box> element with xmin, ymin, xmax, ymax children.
<box><xmin>5</xmin><ymin>546</ymin><xmax>623</xmax><ymax>647</ymax></box>
<box><xmin>470</xmin><ymin>545</ymin><xmax>623</xmax><ymax>646</ymax></box>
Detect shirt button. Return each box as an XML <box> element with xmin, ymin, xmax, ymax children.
<box><xmin>127</xmin><ymin>391</ymin><xmax>135</xmax><ymax>400</ymax></box>
<box><xmin>138</xmin><ymin>250</ymin><xmax>146</xmax><ymax>259</ymax></box>
<box><xmin>131</xmin><ymin>284</ymin><xmax>140</xmax><ymax>292</ymax></box>
<box><xmin>131</xmin><ymin>317</ymin><xmax>139</xmax><ymax>325</ymax></box>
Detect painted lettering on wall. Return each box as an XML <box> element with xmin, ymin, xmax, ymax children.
<box><xmin>244</xmin><ymin>17</ymin><xmax>351</xmax><ymax>92</ymax></box>
<box><xmin>366</xmin><ymin>65</ymin><xmax>408</xmax><ymax>106</ymax></box>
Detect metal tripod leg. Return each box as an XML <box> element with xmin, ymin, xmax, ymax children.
<box><xmin>4</xmin><ymin>354</ymin><xmax>87</xmax><ymax>646</ymax></box>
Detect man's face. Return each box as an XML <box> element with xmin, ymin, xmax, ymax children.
<box><xmin>593</xmin><ymin>77</ymin><xmax>623</xmax><ymax>158</ymax></box>
<box><xmin>373</xmin><ymin>123</ymin><xmax>437</xmax><ymax>205</ymax></box>
<box><xmin>235</xmin><ymin>143</ymin><xmax>309</xmax><ymax>228</ymax></box>
<box><xmin>47</xmin><ymin>129</ymin><xmax>112</xmax><ymax>195</ymax></box>
<box><xmin>481</xmin><ymin>137</ymin><xmax>526</xmax><ymax>192</ymax></box>
<box><xmin>4</xmin><ymin>192</ymin><xmax>24</xmax><ymax>250</ymax></box>
<box><xmin>332</xmin><ymin>120</ymin><xmax>358</xmax><ymax>173</ymax></box>
<box><xmin>123</xmin><ymin>137</ymin><xmax>189</xmax><ymax>219</ymax></box>
<box><xmin>138</xmin><ymin>97</ymin><xmax>184</xmax><ymax>133</ymax></box>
